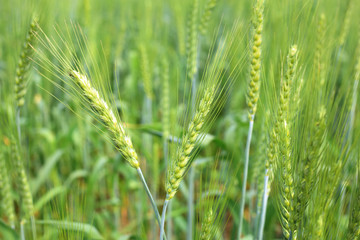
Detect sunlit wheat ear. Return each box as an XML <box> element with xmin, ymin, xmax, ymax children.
<box><xmin>69</xmin><ymin>70</ymin><xmax>140</xmax><ymax>169</ymax></box>
<box><xmin>0</xmin><ymin>152</ymin><xmax>16</xmax><ymax>228</ymax></box>
<box><xmin>166</xmin><ymin>85</ymin><xmax>216</xmax><ymax>200</ymax></box>
<box><xmin>247</xmin><ymin>0</ymin><xmax>264</xmax><ymax>119</ymax></box>
<box><xmin>11</xmin><ymin>140</ymin><xmax>34</xmax><ymax>219</ymax></box>
<box><xmin>199</xmin><ymin>0</ymin><xmax>217</xmax><ymax>35</ymax></box>
<box><xmin>15</xmin><ymin>16</ymin><xmax>38</xmax><ymax>108</ymax></box>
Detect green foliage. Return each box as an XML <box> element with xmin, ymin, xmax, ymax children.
<box><xmin>1</xmin><ymin>0</ymin><xmax>360</xmax><ymax>239</ymax></box>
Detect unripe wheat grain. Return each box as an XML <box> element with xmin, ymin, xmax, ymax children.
<box><xmin>15</xmin><ymin>16</ymin><xmax>38</xmax><ymax>108</ymax></box>
<box><xmin>0</xmin><ymin>153</ymin><xmax>16</xmax><ymax>228</ymax></box>
<box><xmin>166</xmin><ymin>85</ymin><xmax>216</xmax><ymax>200</ymax></box>
<box><xmin>70</xmin><ymin>70</ymin><xmax>140</xmax><ymax>169</ymax></box>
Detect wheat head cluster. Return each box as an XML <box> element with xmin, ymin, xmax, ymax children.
<box><xmin>0</xmin><ymin>0</ymin><xmax>360</xmax><ymax>239</ymax></box>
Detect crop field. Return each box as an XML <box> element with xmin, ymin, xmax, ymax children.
<box><xmin>0</xmin><ymin>0</ymin><xmax>360</xmax><ymax>239</ymax></box>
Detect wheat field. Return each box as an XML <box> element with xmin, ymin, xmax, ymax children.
<box><xmin>0</xmin><ymin>0</ymin><xmax>360</xmax><ymax>239</ymax></box>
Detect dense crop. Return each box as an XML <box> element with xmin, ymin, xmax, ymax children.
<box><xmin>1</xmin><ymin>0</ymin><xmax>360</xmax><ymax>239</ymax></box>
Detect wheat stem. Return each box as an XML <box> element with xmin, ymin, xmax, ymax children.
<box><xmin>187</xmin><ymin>166</ymin><xmax>196</xmax><ymax>240</ymax></box>
<box><xmin>136</xmin><ymin>168</ymin><xmax>160</xmax><ymax>224</ymax></box>
<box><xmin>239</xmin><ymin>1</ymin><xmax>264</xmax><ymax>237</ymax></box>
<box><xmin>20</xmin><ymin>220</ymin><xmax>26</xmax><ymax>240</ymax></box>
<box><xmin>258</xmin><ymin>171</ymin><xmax>269</xmax><ymax>240</ymax></box>
<box><xmin>160</xmin><ymin>198</ymin><xmax>170</xmax><ymax>240</ymax></box>
<box><xmin>16</xmin><ymin>110</ymin><xmax>21</xmax><ymax>142</ymax></box>
<box><xmin>166</xmin><ymin>199</ymin><xmax>173</xmax><ymax>240</ymax></box>
<box><xmin>238</xmin><ymin>116</ymin><xmax>254</xmax><ymax>239</ymax></box>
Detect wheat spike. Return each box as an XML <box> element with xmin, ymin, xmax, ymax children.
<box><xmin>200</xmin><ymin>208</ymin><xmax>215</xmax><ymax>240</ymax></box>
<box><xmin>247</xmin><ymin>0</ymin><xmax>264</xmax><ymax>119</ymax></box>
<box><xmin>0</xmin><ymin>153</ymin><xmax>16</xmax><ymax>227</ymax></box>
<box><xmin>15</xmin><ymin>16</ymin><xmax>38</xmax><ymax>108</ymax></box>
<box><xmin>199</xmin><ymin>0</ymin><xmax>217</xmax><ymax>35</ymax></box>
<box><xmin>166</xmin><ymin>85</ymin><xmax>216</xmax><ymax>200</ymax></box>
<box><xmin>70</xmin><ymin>70</ymin><xmax>140</xmax><ymax>169</ymax></box>
<box><xmin>11</xmin><ymin>141</ymin><xmax>34</xmax><ymax>219</ymax></box>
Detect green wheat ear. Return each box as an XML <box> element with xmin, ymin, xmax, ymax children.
<box><xmin>0</xmin><ymin>152</ymin><xmax>16</xmax><ymax>228</ymax></box>
<box><xmin>195</xmin><ymin>155</ymin><xmax>236</xmax><ymax>240</ymax></box>
<box><xmin>339</xmin><ymin>0</ymin><xmax>354</xmax><ymax>46</ymax></box>
<box><xmin>166</xmin><ymin>85</ymin><xmax>216</xmax><ymax>200</ymax></box>
<box><xmin>247</xmin><ymin>0</ymin><xmax>264</xmax><ymax>119</ymax></box>
<box><xmin>271</xmin><ymin>45</ymin><xmax>298</xmax><ymax>240</ymax></box>
<box><xmin>11</xmin><ymin>139</ymin><xmax>34</xmax><ymax>220</ymax></box>
<box><xmin>15</xmin><ymin>16</ymin><xmax>38</xmax><ymax>108</ymax></box>
<box><xmin>165</xmin><ymin>21</ymin><xmax>245</xmax><ymax>201</ymax></box>
<box><xmin>199</xmin><ymin>208</ymin><xmax>215</xmax><ymax>240</ymax></box>
<box><xmin>139</xmin><ymin>44</ymin><xmax>154</xmax><ymax>100</ymax></box>
<box><xmin>267</xmin><ymin>45</ymin><xmax>298</xmax><ymax>184</ymax></box>
<box><xmin>199</xmin><ymin>0</ymin><xmax>217</xmax><ymax>35</ymax></box>
<box><xmin>69</xmin><ymin>70</ymin><xmax>140</xmax><ymax>169</ymax></box>
<box><xmin>278</xmin><ymin>120</ymin><xmax>295</xmax><ymax>240</ymax></box>
<box><xmin>292</xmin><ymin>105</ymin><xmax>327</xmax><ymax>239</ymax></box>
<box><xmin>187</xmin><ymin>0</ymin><xmax>199</xmax><ymax>80</ymax></box>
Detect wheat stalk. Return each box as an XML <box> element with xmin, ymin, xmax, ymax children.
<box><xmin>238</xmin><ymin>0</ymin><xmax>264</xmax><ymax>238</ymax></box>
